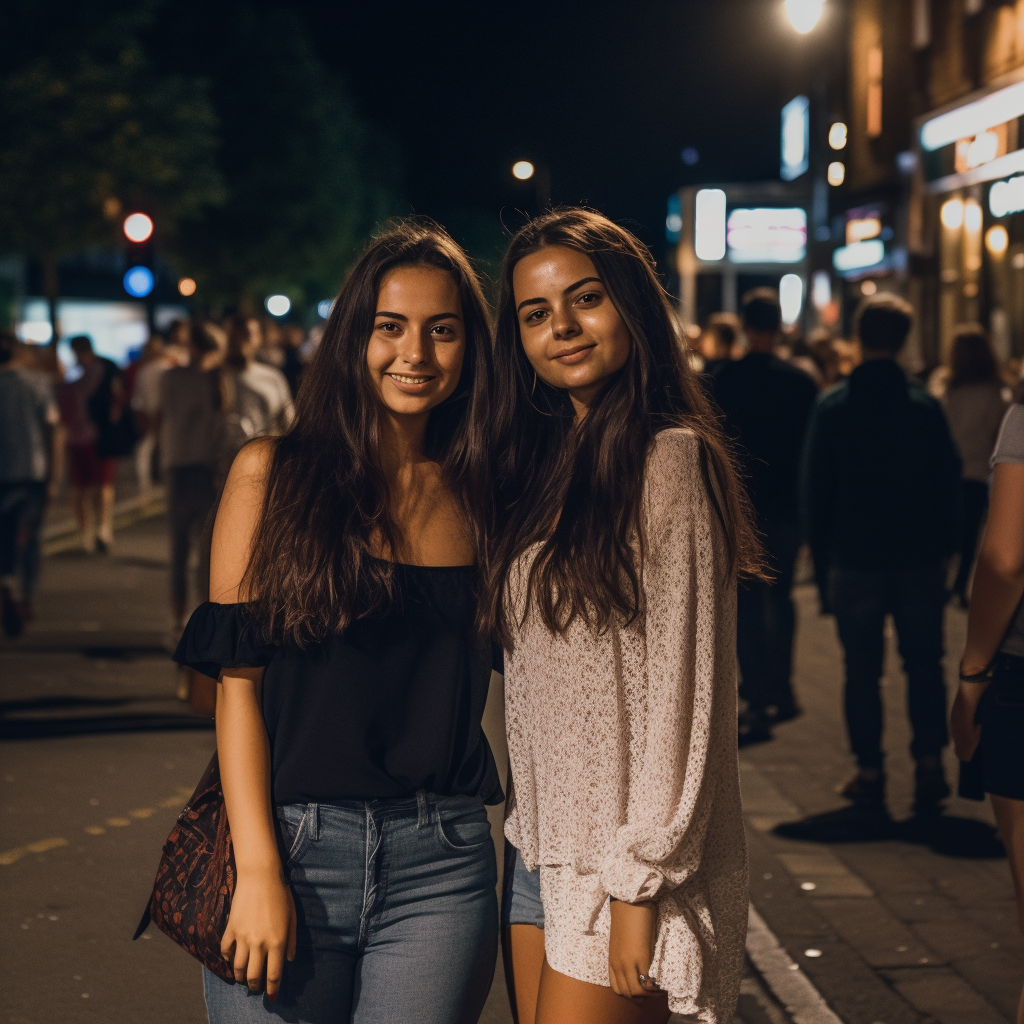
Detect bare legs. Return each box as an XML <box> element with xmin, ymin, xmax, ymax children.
<box><xmin>72</xmin><ymin>483</ymin><xmax>115</xmax><ymax>551</ymax></box>
<box><xmin>505</xmin><ymin>924</ymin><xmax>670</xmax><ymax>1024</ymax></box>
<box><xmin>991</xmin><ymin>794</ymin><xmax>1024</xmax><ymax>1024</ymax></box>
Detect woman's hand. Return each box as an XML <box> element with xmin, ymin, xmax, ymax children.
<box><xmin>608</xmin><ymin>899</ymin><xmax>659</xmax><ymax>1000</ymax></box>
<box><xmin>951</xmin><ymin>682</ymin><xmax>987</xmax><ymax>762</ymax></box>
<box><xmin>220</xmin><ymin>865</ymin><xmax>297</xmax><ymax>1002</ymax></box>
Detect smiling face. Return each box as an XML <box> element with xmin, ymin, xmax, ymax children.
<box><xmin>366</xmin><ymin>264</ymin><xmax>465</xmax><ymax>422</ymax></box>
<box><xmin>512</xmin><ymin>246</ymin><xmax>631</xmax><ymax>417</ymax></box>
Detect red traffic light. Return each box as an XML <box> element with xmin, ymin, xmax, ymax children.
<box><xmin>123</xmin><ymin>213</ymin><xmax>154</xmax><ymax>243</ymax></box>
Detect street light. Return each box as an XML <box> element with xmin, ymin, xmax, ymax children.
<box><xmin>265</xmin><ymin>294</ymin><xmax>291</xmax><ymax>317</ymax></box>
<box><xmin>123</xmin><ymin>213</ymin><xmax>154</xmax><ymax>243</ymax></box>
<box><xmin>785</xmin><ymin>0</ymin><xmax>826</xmax><ymax>34</ymax></box>
<box><xmin>512</xmin><ymin>160</ymin><xmax>535</xmax><ymax>181</ymax></box>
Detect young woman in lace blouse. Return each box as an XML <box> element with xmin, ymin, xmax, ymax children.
<box><xmin>485</xmin><ymin>209</ymin><xmax>762</xmax><ymax>1024</ymax></box>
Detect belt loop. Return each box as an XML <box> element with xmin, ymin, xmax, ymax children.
<box><xmin>308</xmin><ymin>802</ymin><xmax>319</xmax><ymax>841</ymax></box>
<box><xmin>416</xmin><ymin>790</ymin><xmax>429</xmax><ymax>828</ymax></box>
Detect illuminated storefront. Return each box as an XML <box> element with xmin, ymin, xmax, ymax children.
<box><xmin>914</xmin><ymin>70</ymin><xmax>1024</xmax><ymax>361</ymax></box>
<box><xmin>671</xmin><ymin>182</ymin><xmax>809</xmax><ymax>329</ymax></box>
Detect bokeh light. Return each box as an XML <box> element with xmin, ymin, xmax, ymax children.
<box><xmin>178</xmin><ymin>277</ymin><xmax>197</xmax><ymax>297</ymax></box>
<box><xmin>265</xmin><ymin>294</ymin><xmax>291</xmax><ymax>316</ymax></box>
<box><xmin>827</xmin><ymin>161</ymin><xmax>846</xmax><ymax>186</ymax></box>
<box><xmin>123</xmin><ymin>266</ymin><xmax>155</xmax><ymax>297</ymax></box>
<box><xmin>512</xmin><ymin>161</ymin><xmax>535</xmax><ymax>181</ymax></box>
<box><xmin>123</xmin><ymin>213</ymin><xmax>154</xmax><ymax>243</ymax></box>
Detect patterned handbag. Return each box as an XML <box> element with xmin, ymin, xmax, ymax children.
<box><xmin>133</xmin><ymin>753</ymin><xmax>236</xmax><ymax>981</ymax></box>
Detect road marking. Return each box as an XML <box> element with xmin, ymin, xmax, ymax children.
<box><xmin>0</xmin><ymin>837</ymin><xmax>69</xmax><ymax>865</ymax></box>
<box><xmin>2</xmin><ymin>789</ymin><xmax>191</xmax><ymax>866</ymax></box>
<box><xmin>747</xmin><ymin>904</ymin><xmax>844</xmax><ymax>1024</ymax></box>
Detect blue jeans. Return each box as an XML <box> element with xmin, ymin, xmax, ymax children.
<box><xmin>204</xmin><ymin>792</ymin><xmax>498</xmax><ymax>1024</ymax></box>
<box><xmin>830</xmin><ymin>564</ymin><xmax>948</xmax><ymax>770</ymax></box>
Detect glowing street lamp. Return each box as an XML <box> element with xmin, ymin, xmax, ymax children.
<box><xmin>123</xmin><ymin>212</ymin><xmax>154</xmax><ymax>243</ymax></box>
<box><xmin>265</xmin><ymin>294</ymin><xmax>291</xmax><ymax>317</ymax></box>
<box><xmin>785</xmin><ymin>0</ymin><xmax>826</xmax><ymax>34</ymax></box>
<box><xmin>512</xmin><ymin>160</ymin><xmax>535</xmax><ymax>181</ymax></box>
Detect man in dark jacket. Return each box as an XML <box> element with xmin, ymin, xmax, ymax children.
<box><xmin>710</xmin><ymin>288</ymin><xmax>818</xmax><ymax>743</ymax></box>
<box><xmin>801</xmin><ymin>293</ymin><xmax>961</xmax><ymax>814</ymax></box>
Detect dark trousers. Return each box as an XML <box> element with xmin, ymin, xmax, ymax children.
<box><xmin>952</xmin><ymin>479</ymin><xmax>988</xmax><ymax>597</ymax></box>
<box><xmin>830</xmin><ymin>564</ymin><xmax>948</xmax><ymax>770</ymax></box>
<box><xmin>737</xmin><ymin>519</ymin><xmax>801</xmax><ymax>713</ymax></box>
<box><xmin>0</xmin><ymin>481</ymin><xmax>47</xmax><ymax>598</ymax></box>
<box><xmin>168</xmin><ymin>465</ymin><xmax>217</xmax><ymax>606</ymax></box>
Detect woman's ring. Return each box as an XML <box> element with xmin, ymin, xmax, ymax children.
<box><xmin>637</xmin><ymin>972</ymin><xmax>648</xmax><ymax>984</ymax></box>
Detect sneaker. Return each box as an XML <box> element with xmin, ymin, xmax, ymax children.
<box><xmin>839</xmin><ymin>769</ymin><xmax>886</xmax><ymax>806</ymax></box>
<box><xmin>913</xmin><ymin>759</ymin><xmax>950</xmax><ymax>815</ymax></box>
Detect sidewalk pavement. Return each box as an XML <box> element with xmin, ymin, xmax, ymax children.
<box><xmin>740</xmin><ymin>581</ymin><xmax>1021</xmax><ymax>1024</ymax></box>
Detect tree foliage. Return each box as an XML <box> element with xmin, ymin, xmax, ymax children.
<box><xmin>0</xmin><ymin>7</ymin><xmax>223</xmax><ymax>308</ymax></box>
<box><xmin>158</xmin><ymin>4</ymin><xmax>402</xmax><ymax>309</ymax></box>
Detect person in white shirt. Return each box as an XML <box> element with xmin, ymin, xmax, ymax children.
<box><xmin>130</xmin><ymin>337</ymin><xmax>174</xmax><ymax>497</ymax></box>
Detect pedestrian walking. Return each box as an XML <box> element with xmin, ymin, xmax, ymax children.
<box><xmin>56</xmin><ymin>335</ymin><xmax>128</xmax><ymax>553</ymax></box>
<box><xmin>0</xmin><ymin>331</ymin><xmax>62</xmax><ymax>636</ymax></box>
<box><xmin>940</xmin><ymin>324</ymin><xmax>1008</xmax><ymax>607</ymax></box>
<box><xmin>488</xmin><ymin>210</ymin><xmax>760</xmax><ymax>1024</ymax></box>
<box><xmin>156</xmin><ymin>321</ymin><xmax>227</xmax><ymax>635</ymax></box>
<box><xmin>951</xmin><ymin>399</ymin><xmax>1024</xmax><ymax>1024</ymax></box>
<box><xmin>280</xmin><ymin>322</ymin><xmax>306</xmax><ymax>397</ymax></box>
<box><xmin>130</xmin><ymin>336</ymin><xmax>173</xmax><ymax>499</ymax></box>
<box><xmin>174</xmin><ymin>221</ymin><xmax>501</xmax><ymax>1021</ymax></box>
<box><xmin>223</xmin><ymin>315</ymin><xmax>294</xmax><ymax>463</ymax></box>
<box><xmin>801</xmin><ymin>294</ymin><xmax>962</xmax><ymax>814</ymax></box>
<box><xmin>698</xmin><ymin>311</ymin><xmax>740</xmax><ymax>377</ymax></box>
<box><xmin>709</xmin><ymin>288</ymin><xmax>818</xmax><ymax>742</ymax></box>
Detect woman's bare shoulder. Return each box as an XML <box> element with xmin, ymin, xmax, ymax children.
<box><xmin>210</xmin><ymin>438</ymin><xmax>277</xmax><ymax>603</ymax></box>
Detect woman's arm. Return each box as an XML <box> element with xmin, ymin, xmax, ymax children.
<box><xmin>953</xmin><ymin>461</ymin><xmax>1024</xmax><ymax>759</ymax></box>
<box><xmin>604</xmin><ymin>432</ymin><xmax>728</xmax><ymax>998</ymax></box>
<box><xmin>208</xmin><ymin>439</ymin><xmax>295</xmax><ymax>1000</ymax></box>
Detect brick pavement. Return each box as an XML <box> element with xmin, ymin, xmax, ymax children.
<box><xmin>741</xmin><ymin>579</ymin><xmax>1022</xmax><ymax>1024</ymax></box>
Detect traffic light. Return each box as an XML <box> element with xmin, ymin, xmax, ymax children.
<box><xmin>122</xmin><ymin>213</ymin><xmax>155</xmax><ymax>298</ymax></box>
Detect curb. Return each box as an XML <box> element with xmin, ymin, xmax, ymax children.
<box><xmin>746</xmin><ymin>904</ymin><xmax>844</xmax><ymax>1024</ymax></box>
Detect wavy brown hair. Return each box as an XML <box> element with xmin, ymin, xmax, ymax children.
<box><xmin>241</xmin><ymin>219</ymin><xmax>493</xmax><ymax>646</ymax></box>
<box><xmin>483</xmin><ymin>208</ymin><xmax>762</xmax><ymax>647</ymax></box>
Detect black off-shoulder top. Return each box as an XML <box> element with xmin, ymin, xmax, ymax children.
<box><xmin>174</xmin><ymin>563</ymin><xmax>503</xmax><ymax>807</ymax></box>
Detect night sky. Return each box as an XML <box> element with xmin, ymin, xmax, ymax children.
<box><xmin>293</xmin><ymin>0</ymin><xmax>810</xmax><ymax>258</ymax></box>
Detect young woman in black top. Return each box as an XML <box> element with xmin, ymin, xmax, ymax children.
<box><xmin>174</xmin><ymin>221</ymin><xmax>501</xmax><ymax>1023</ymax></box>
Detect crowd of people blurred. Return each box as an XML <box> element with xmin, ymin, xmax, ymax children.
<box><xmin>689</xmin><ymin>288</ymin><xmax>1017</xmax><ymax>817</ymax></box>
<box><xmin>0</xmin><ymin>315</ymin><xmax>317</xmax><ymax>641</ymax></box>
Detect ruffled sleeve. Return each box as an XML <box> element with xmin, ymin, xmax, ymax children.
<box><xmin>600</xmin><ymin>428</ymin><xmax>736</xmax><ymax>903</ymax></box>
<box><xmin>173</xmin><ymin>602</ymin><xmax>277</xmax><ymax>679</ymax></box>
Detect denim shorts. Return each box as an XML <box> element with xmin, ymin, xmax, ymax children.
<box><xmin>502</xmin><ymin>843</ymin><xmax>545</xmax><ymax>929</ymax></box>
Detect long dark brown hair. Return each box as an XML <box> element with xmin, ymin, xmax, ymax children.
<box><xmin>948</xmin><ymin>322</ymin><xmax>999</xmax><ymax>387</ymax></box>
<box><xmin>483</xmin><ymin>208</ymin><xmax>762</xmax><ymax>647</ymax></box>
<box><xmin>241</xmin><ymin>219</ymin><xmax>493</xmax><ymax>645</ymax></box>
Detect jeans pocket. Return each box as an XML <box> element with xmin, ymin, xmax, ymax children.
<box><xmin>436</xmin><ymin>803</ymin><xmax>492</xmax><ymax>853</ymax></box>
<box><xmin>275</xmin><ymin>804</ymin><xmax>310</xmax><ymax>866</ymax></box>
